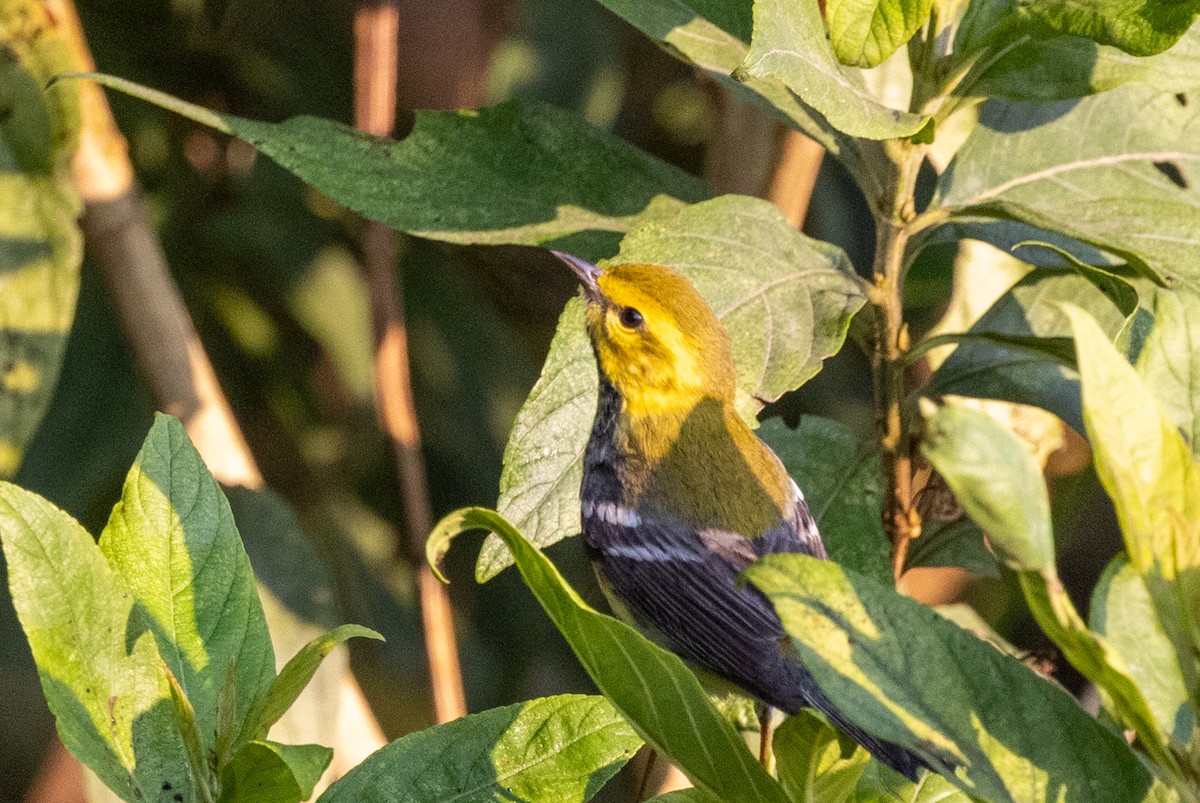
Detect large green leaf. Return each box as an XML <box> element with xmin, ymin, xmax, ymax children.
<box><xmin>319</xmin><ymin>695</ymin><xmax>640</xmax><ymax>803</ymax></box>
<box><xmin>590</xmin><ymin>0</ymin><xmax>877</xmax><ymax>192</ymax></box>
<box><xmin>757</xmin><ymin>417</ymin><xmax>891</xmax><ymax>585</ymax></box>
<box><xmin>739</xmin><ymin>0</ymin><xmax>929</xmax><ymax>139</ymax></box>
<box><xmin>1065</xmin><ymin>305</ymin><xmax>1200</xmax><ymax>703</ymax></box>
<box><xmin>99</xmin><ymin>413</ymin><xmax>276</xmax><ymax>757</ymax></box>
<box><xmin>481</xmin><ymin>195</ymin><xmax>863</xmax><ymax>579</ymax></box>
<box><xmin>826</xmin><ymin>0</ymin><xmax>934</xmax><ymax>68</ymax></box>
<box><xmin>927</xmin><ymin>269</ymin><xmax>1129</xmax><ymax>435</ymax></box>
<box><xmin>0</xmin><ymin>482</ymin><xmax>193</xmax><ymax>802</ymax></box>
<box><xmin>431</xmin><ymin>508</ymin><xmax>788</xmax><ymax>803</ymax></box>
<box><xmin>968</xmin><ymin>25</ymin><xmax>1200</xmax><ymax>101</ymax></box>
<box><xmin>920</xmin><ymin>402</ymin><xmax>1178</xmax><ymax>774</ymax></box>
<box><xmin>0</xmin><ymin>5</ymin><xmax>83</xmax><ymax>479</ymax></box>
<box><xmin>1092</xmin><ymin>554</ymin><xmax>1197</xmax><ymax>746</ymax></box>
<box><xmin>745</xmin><ymin>554</ymin><xmax>1154</xmax><ymax>802</ymax></box>
<box><xmin>72</xmin><ymin>73</ymin><xmax>708</xmax><ymax>254</ymax></box>
<box><xmin>1136</xmin><ymin>283</ymin><xmax>1200</xmax><ymax>457</ymax></box>
<box><xmin>937</xmin><ymin>85</ymin><xmax>1200</xmax><ymax>287</ymax></box>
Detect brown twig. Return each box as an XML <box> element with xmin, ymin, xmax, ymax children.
<box><xmin>48</xmin><ymin>0</ymin><xmax>387</xmax><ymax>785</ymax></box>
<box><xmin>353</xmin><ymin>0</ymin><xmax>467</xmax><ymax>724</ymax></box>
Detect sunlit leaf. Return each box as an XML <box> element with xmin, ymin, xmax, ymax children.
<box><xmin>0</xmin><ymin>482</ymin><xmax>194</xmax><ymax>801</ymax></box>
<box><xmin>773</xmin><ymin>710</ymin><xmax>869</xmax><ymax>803</ymax></box>
<box><xmin>938</xmin><ymin>86</ymin><xmax>1200</xmax><ymax>287</ymax></box>
<box><xmin>745</xmin><ymin>554</ymin><xmax>1154</xmax><ymax>802</ymax></box>
<box><xmin>242</xmin><ymin>624</ymin><xmax>382</xmax><ymax>747</ymax></box>
<box><xmin>1064</xmin><ymin>305</ymin><xmax>1200</xmax><ymax>705</ymax></box>
<box><xmin>0</xmin><ymin>4</ymin><xmax>83</xmax><ymax>479</ymax></box>
<box><xmin>1092</xmin><ymin>554</ymin><xmax>1197</xmax><ymax>746</ymax></box>
<box><xmin>1137</xmin><ymin>282</ymin><xmax>1200</xmax><ymax>457</ymax></box>
<box><xmin>482</xmin><ymin>196</ymin><xmax>863</xmax><ymax>579</ymax></box>
<box><xmin>431</xmin><ymin>508</ymin><xmax>788</xmax><ymax>803</ymax></box>
<box><xmin>99</xmin><ymin>413</ymin><xmax>276</xmax><ymax>757</ymax></box>
<box><xmin>319</xmin><ymin>695</ymin><xmax>639</xmax><ymax>803</ymax></box>
<box><xmin>739</xmin><ymin>0</ymin><xmax>929</xmax><ymax>139</ymax></box>
<box><xmin>826</xmin><ymin>0</ymin><xmax>934</xmax><ymax>67</ymax></box>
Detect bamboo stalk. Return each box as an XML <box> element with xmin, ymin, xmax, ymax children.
<box><xmin>353</xmin><ymin>0</ymin><xmax>467</xmax><ymax>724</ymax></box>
<box><xmin>45</xmin><ymin>0</ymin><xmax>387</xmax><ymax>789</ymax></box>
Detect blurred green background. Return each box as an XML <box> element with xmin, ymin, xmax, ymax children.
<box><xmin>0</xmin><ymin>0</ymin><xmax>1124</xmax><ymax>799</ymax></box>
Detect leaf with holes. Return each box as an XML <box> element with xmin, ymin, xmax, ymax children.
<box><xmin>481</xmin><ymin>195</ymin><xmax>863</xmax><ymax>580</ymax></box>
<box><xmin>938</xmin><ymin>86</ymin><xmax>1200</xmax><ymax>287</ymax></box>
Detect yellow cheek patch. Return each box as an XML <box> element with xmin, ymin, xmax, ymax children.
<box><xmin>596</xmin><ymin>307</ymin><xmax>705</xmax><ymax>418</ymax></box>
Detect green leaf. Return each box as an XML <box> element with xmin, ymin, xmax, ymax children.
<box><xmin>904</xmin><ymin>515</ymin><xmax>998</xmax><ymax>578</ymax></box>
<box><xmin>826</xmin><ymin>0</ymin><xmax>934</xmax><ymax>67</ymax></box>
<box><xmin>482</xmin><ymin>195</ymin><xmax>863</xmax><ymax>579</ymax></box>
<box><xmin>242</xmin><ymin>624</ymin><xmax>384</xmax><ymax>745</ymax></box>
<box><xmin>0</xmin><ymin>14</ymin><xmax>83</xmax><ymax>479</ymax></box>
<box><xmin>1019</xmin><ymin>0</ymin><xmax>1200</xmax><ymax>56</ymax></box>
<box><xmin>319</xmin><ymin>695</ymin><xmax>640</xmax><ymax>803</ymax></box>
<box><xmin>219</xmin><ymin>740</ymin><xmax>332</xmax><ymax>803</ymax></box>
<box><xmin>1064</xmin><ymin>304</ymin><xmax>1200</xmax><ymax>706</ymax></box>
<box><xmin>773</xmin><ymin>710</ymin><xmax>869</xmax><ymax>803</ymax></box>
<box><xmin>0</xmin><ymin>482</ymin><xmax>194</xmax><ymax>802</ymax></box>
<box><xmin>1136</xmin><ymin>283</ymin><xmax>1200</xmax><ymax>457</ymax></box>
<box><xmin>927</xmin><ymin>269</ymin><xmax>1129</xmax><ymax>435</ymax></box>
<box><xmin>745</xmin><ymin>554</ymin><xmax>1155</xmax><ymax>802</ymax></box>
<box><xmin>1092</xmin><ymin>554</ymin><xmax>1197</xmax><ymax>746</ymax></box>
<box><xmin>937</xmin><ymin>85</ymin><xmax>1200</xmax><ymax>287</ymax></box>
<box><xmin>853</xmin><ymin>763</ymin><xmax>972</xmax><ymax>802</ymax></box>
<box><xmin>920</xmin><ymin>403</ymin><xmax>1053</xmax><ymax>574</ymax></box>
<box><xmin>590</xmin><ymin>0</ymin><xmax>877</xmax><ymax>192</ymax></box>
<box><xmin>968</xmin><ymin>26</ymin><xmax>1200</xmax><ymax>101</ymax></box>
<box><xmin>71</xmin><ymin>73</ymin><xmax>709</xmax><ymax>253</ymax></box>
<box><xmin>431</xmin><ymin>508</ymin><xmax>788</xmax><ymax>803</ymax></box>
<box><xmin>739</xmin><ymin>0</ymin><xmax>929</xmax><ymax>139</ymax></box>
<box><xmin>99</xmin><ymin>413</ymin><xmax>276</xmax><ymax>757</ymax></box>
<box><xmin>1016</xmin><ymin>570</ymin><xmax>1179</xmax><ymax>778</ymax></box>
<box><xmin>757</xmin><ymin>417</ymin><xmax>892</xmax><ymax>585</ymax></box>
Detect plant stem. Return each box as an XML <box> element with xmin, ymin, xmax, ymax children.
<box><xmin>353</xmin><ymin>0</ymin><xmax>468</xmax><ymax>724</ymax></box>
<box><xmin>873</xmin><ymin>140</ymin><xmax>927</xmax><ymax>582</ymax></box>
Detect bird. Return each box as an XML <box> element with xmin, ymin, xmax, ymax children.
<box><xmin>553</xmin><ymin>250</ymin><xmax>926</xmax><ymax>780</ymax></box>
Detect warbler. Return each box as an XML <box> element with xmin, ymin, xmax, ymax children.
<box><xmin>554</xmin><ymin>251</ymin><xmax>925</xmax><ymax>780</ymax></box>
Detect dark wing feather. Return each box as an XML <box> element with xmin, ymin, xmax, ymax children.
<box><xmin>580</xmin><ymin>489</ymin><xmax>822</xmax><ymax>711</ymax></box>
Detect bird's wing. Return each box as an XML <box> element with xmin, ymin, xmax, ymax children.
<box><xmin>581</xmin><ymin>489</ymin><xmax>824</xmax><ymax>709</ymax></box>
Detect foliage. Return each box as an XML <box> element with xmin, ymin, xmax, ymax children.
<box><xmin>3</xmin><ymin>0</ymin><xmax>1200</xmax><ymax>800</ymax></box>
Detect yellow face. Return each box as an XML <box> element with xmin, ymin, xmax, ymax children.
<box><xmin>585</xmin><ymin>264</ymin><xmax>735</xmax><ymax>418</ymax></box>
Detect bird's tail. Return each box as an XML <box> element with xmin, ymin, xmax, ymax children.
<box><xmin>771</xmin><ymin>662</ymin><xmax>930</xmax><ymax>781</ymax></box>
<box><xmin>812</xmin><ymin>698</ymin><xmax>928</xmax><ymax>781</ymax></box>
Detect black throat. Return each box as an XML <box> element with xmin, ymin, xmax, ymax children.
<box><xmin>581</xmin><ymin>376</ymin><xmax>624</xmax><ymax>507</ymax></box>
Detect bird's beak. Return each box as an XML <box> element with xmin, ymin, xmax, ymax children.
<box><xmin>551</xmin><ymin>250</ymin><xmax>603</xmax><ymax>303</ymax></box>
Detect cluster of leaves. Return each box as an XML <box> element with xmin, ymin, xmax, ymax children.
<box><xmin>3</xmin><ymin>0</ymin><xmax>1200</xmax><ymax>799</ymax></box>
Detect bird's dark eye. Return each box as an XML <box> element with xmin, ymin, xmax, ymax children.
<box><xmin>618</xmin><ymin>306</ymin><xmax>644</xmax><ymax>329</ymax></box>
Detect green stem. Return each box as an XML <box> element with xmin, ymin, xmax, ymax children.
<box><xmin>873</xmin><ymin>140</ymin><xmax>927</xmax><ymax>581</ymax></box>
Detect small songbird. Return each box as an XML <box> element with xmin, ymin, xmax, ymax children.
<box><xmin>554</xmin><ymin>251</ymin><xmax>925</xmax><ymax>780</ymax></box>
